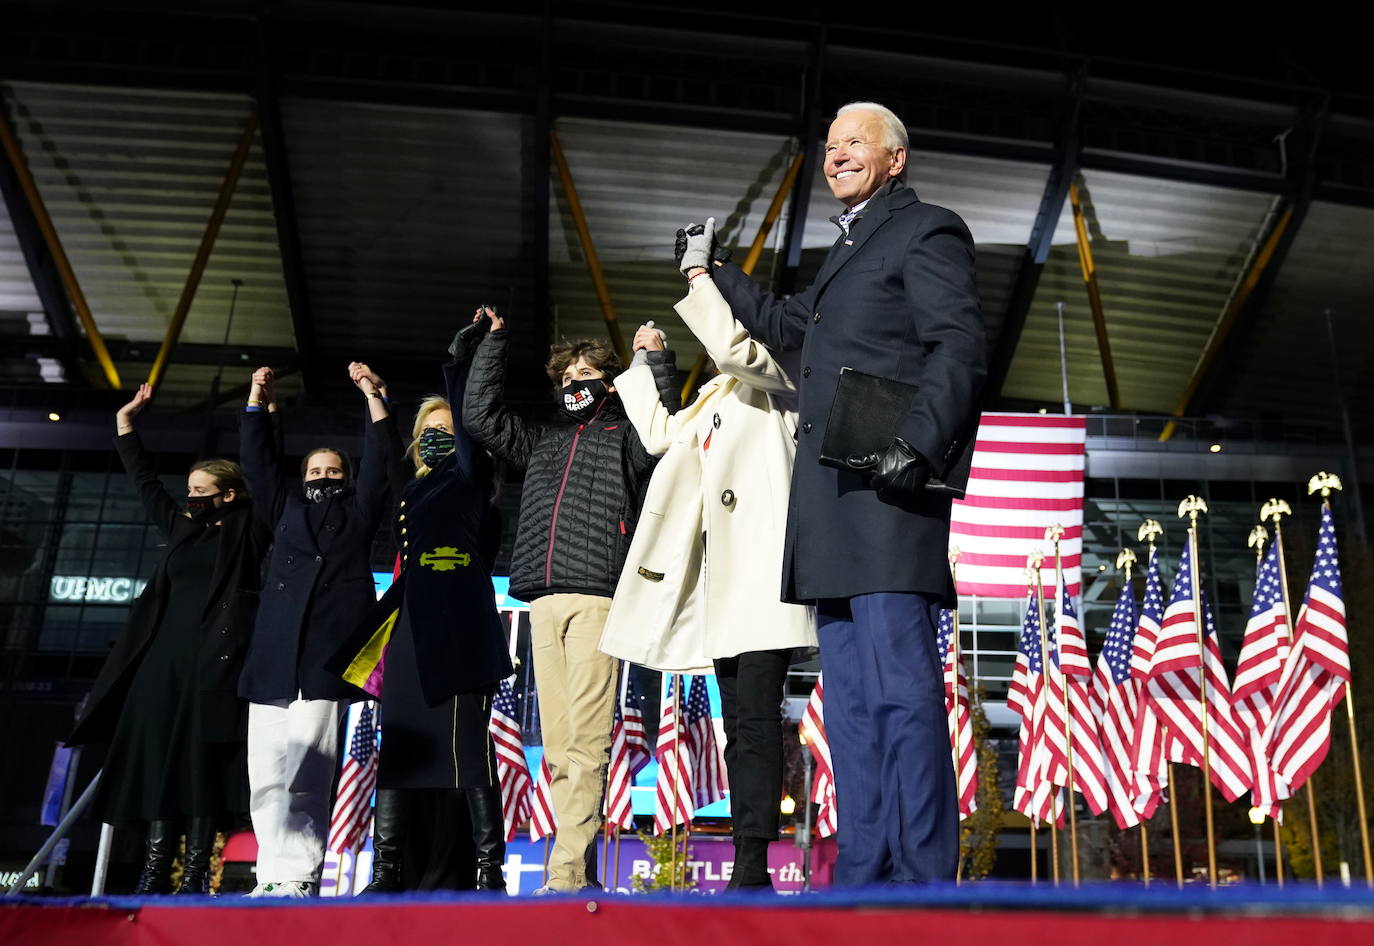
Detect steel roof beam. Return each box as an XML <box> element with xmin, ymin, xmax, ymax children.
<box><xmin>984</xmin><ymin>75</ymin><xmax>1082</xmax><ymax>403</ymax></box>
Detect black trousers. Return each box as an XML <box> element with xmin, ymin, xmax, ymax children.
<box><xmin>713</xmin><ymin>648</ymin><xmax>791</xmax><ymax>841</ymax></box>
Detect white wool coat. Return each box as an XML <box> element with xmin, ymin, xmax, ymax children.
<box><xmin>599</xmin><ymin>276</ymin><xmax>817</xmax><ymax>672</ymax></box>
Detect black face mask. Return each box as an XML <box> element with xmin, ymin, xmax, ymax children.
<box><xmin>418</xmin><ymin>428</ymin><xmax>456</xmax><ymax>468</ymax></box>
<box><xmin>559</xmin><ymin>378</ymin><xmax>610</xmax><ymax>420</ymax></box>
<box><xmin>186</xmin><ymin>492</ymin><xmax>221</xmax><ymax>515</ymax></box>
<box><xmin>304</xmin><ymin>477</ymin><xmax>346</xmax><ymax>503</ymax></box>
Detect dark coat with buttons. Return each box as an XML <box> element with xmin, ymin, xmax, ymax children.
<box><xmin>69</xmin><ymin>432</ymin><xmax>272</xmax><ymax>746</ymax></box>
<box><xmin>463</xmin><ymin>329</ymin><xmax>659</xmax><ymax>603</ymax></box>
<box><xmin>329</xmin><ymin>350</ymin><xmax>512</xmax><ymax>707</ymax></box>
<box><xmin>236</xmin><ymin>405</ymin><xmax>394</xmax><ymax>704</ymax></box>
<box><xmin>712</xmin><ymin>180</ymin><xmax>986</xmax><ymax>604</ymax></box>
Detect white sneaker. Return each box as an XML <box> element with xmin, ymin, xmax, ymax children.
<box><xmin>247</xmin><ymin>881</ymin><xmax>317</xmax><ymax>898</ymax></box>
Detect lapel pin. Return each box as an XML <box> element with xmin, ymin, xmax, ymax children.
<box><xmin>844</xmin><ymin>239</ymin><xmax>853</xmax><ymax>246</ymax></box>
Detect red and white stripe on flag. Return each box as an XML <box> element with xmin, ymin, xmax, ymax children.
<box><xmin>950</xmin><ymin>413</ymin><xmax>1085</xmax><ymax>599</ymax></box>
<box><xmin>799</xmin><ymin>676</ymin><xmax>837</xmax><ymax>838</ymax></box>
<box><xmin>328</xmin><ymin>701</ymin><xmax>379</xmax><ymax>853</ymax></box>
<box><xmin>653</xmin><ymin>674</ymin><xmax>695</xmax><ymax>834</ymax></box>
<box><xmin>528</xmin><ymin>757</ymin><xmax>557</xmax><ymax>841</ymax></box>
<box><xmin>489</xmin><ymin>680</ymin><xmax>534</xmax><ymax>842</ymax></box>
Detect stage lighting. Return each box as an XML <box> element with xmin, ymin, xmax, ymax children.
<box><xmin>779</xmin><ymin>795</ymin><xmax>797</xmax><ymax>815</ymax></box>
<box><xmin>47</xmin><ymin>411</ymin><xmax>61</xmax><ymax>422</ymax></box>
<box><xmin>1248</xmin><ymin>807</ymin><xmax>1266</xmax><ymax>825</ymax></box>
<box><xmin>1209</xmin><ymin>443</ymin><xmax>1222</xmax><ymax>453</ymax></box>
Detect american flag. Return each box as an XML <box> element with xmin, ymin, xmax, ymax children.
<box><xmin>1127</xmin><ymin>546</ymin><xmax>1178</xmax><ymax>813</ymax></box>
<box><xmin>683</xmin><ymin>675</ymin><xmax>727</xmax><ymax>810</ymax></box>
<box><xmin>937</xmin><ymin>609</ymin><xmax>978</xmax><ymax>819</ymax></box>
<box><xmin>606</xmin><ymin>672</ymin><xmax>649</xmax><ymax>832</ymax></box>
<box><xmin>1091</xmin><ymin>580</ymin><xmax>1148</xmax><ymax>829</ymax></box>
<box><xmin>798</xmin><ymin>676</ymin><xmax>837</xmax><ymax>838</ymax></box>
<box><xmin>327</xmin><ymin>701</ymin><xmax>379</xmax><ymax>853</ymax></box>
<box><xmin>1233</xmin><ymin>541</ymin><xmax>1291</xmax><ymax>819</ymax></box>
<box><xmin>949</xmin><ymin>414</ymin><xmax>1085</xmax><ymax>599</ymax></box>
<box><xmin>489</xmin><ymin>679</ymin><xmax>534</xmax><ymax>841</ymax></box>
<box><xmin>653</xmin><ymin>674</ymin><xmax>694</xmax><ymax>834</ymax></box>
<box><xmin>1265</xmin><ymin>504</ymin><xmax>1349</xmax><ymax>794</ymax></box>
<box><xmin>528</xmin><ymin>756</ymin><xmax>557</xmax><ymax>841</ymax></box>
<box><xmin>1142</xmin><ymin>538</ymin><xmax>1253</xmax><ymax>802</ymax></box>
<box><xmin>1043</xmin><ymin>574</ymin><xmax>1110</xmax><ymax>816</ymax></box>
<box><xmin>1009</xmin><ymin>585</ymin><xmax>1063</xmax><ymax>826</ymax></box>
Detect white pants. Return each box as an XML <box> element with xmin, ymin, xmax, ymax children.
<box><xmin>247</xmin><ymin>697</ymin><xmax>343</xmax><ymax>884</ymax></box>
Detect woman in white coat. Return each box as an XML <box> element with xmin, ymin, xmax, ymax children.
<box><xmin>600</xmin><ymin>235</ymin><xmax>817</xmax><ymax>889</ymax></box>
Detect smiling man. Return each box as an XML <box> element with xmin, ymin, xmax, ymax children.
<box><xmin>707</xmin><ymin>101</ymin><xmax>986</xmax><ymax>886</ymax></box>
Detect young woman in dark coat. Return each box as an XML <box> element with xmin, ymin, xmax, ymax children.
<box><xmin>236</xmin><ymin>362</ymin><xmax>396</xmax><ymax>897</ymax></box>
<box><xmin>332</xmin><ymin>318</ymin><xmax>512</xmax><ymax>892</ymax></box>
<box><xmin>68</xmin><ymin>383</ymin><xmax>271</xmax><ymax>895</ymax></box>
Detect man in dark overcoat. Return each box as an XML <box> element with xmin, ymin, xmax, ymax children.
<box><xmin>707</xmin><ymin>101</ymin><xmax>986</xmax><ymax>885</ymax></box>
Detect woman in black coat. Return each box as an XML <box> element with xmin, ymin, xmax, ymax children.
<box><xmin>68</xmin><ymin>383</ymin><xmax>271</xmax><ymax>895</ymax></box>
<box><xmin>332</xmin><ymin>318</ymin><xmax>512</xmax><ymax>892</ymax></box>
<box><xmin>235</xmin><ymin>362</ymin><xmax>396</xmax><ymax>897</ymax></box>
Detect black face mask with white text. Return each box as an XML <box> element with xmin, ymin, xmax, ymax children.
<box><xmin>558</xmin><ymin>378</ymin><xmax>610</xmax><ymax>420</ymax></box>
<box><xmin>304</xmin><ymin>477</ymin><xmax>346</xmax><ymax>503</ymax></box>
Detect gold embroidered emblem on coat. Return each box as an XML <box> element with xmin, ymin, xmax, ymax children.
<box><xmin>420</xmin><ymin>547</ymin><xmax>471</xmax><ymax>571</ymax></box>
<box><xmin>637</xmin><ymin>566</ymin><xmax>665</xmax><ymax>582</ymax></box>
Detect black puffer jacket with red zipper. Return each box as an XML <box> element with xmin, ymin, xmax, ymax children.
<box><xmin>463</xmin><ymin>329</ymin><xmax>659</xmax><ymax>602</ymax></box>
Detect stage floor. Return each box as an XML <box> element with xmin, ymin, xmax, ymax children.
<box><xmin>5</xmin><ymin>884</ymin><xmax>1374</xmax><ymax>946</ymax></box>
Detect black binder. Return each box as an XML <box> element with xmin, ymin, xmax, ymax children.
<box><xmin>818</xmin><ymin>367</ymin><xmax>976</xmax><ymax>500</ymax></box>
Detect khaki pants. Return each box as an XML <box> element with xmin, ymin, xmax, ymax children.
<box><xmin>530</xmin><ymin>593</ymin><xmax>617</xmax><ymax>890</ymax></box>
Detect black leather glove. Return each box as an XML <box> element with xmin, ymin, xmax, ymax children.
<box><xmin>449</xmin><ymin>311</ymin><xmax>492</xmax><ymax>359</ymax></box>
<box><xmin>849</xmin><ymin>437</ymin><xmax>932</xmax><ymax>504</ymax></box>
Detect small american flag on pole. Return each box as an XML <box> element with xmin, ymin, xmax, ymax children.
<box><xmin>1142</xmin><ymin>539</ymin><xmax>1253</xmax><ymax>802</ymax></box>
<box><xmin>653</xmin><ymin>675</ymin><xmax>694</xmax><ymax>834</ymax></box>
<box><xmin>327</xmin><ymin>701</ymin><xmax>379</xmax><ymax>853</ymax></box>
<box><xmin>937</xmin><ymin>609</ymin><xmax>977</xmax><ymax>819</ymax></box>
<box><xmin>1044</xmin><ymin>576</ymin><xmax>1110</xmax><ymax>817</ymax></box>
<box><xmin>950</xmin><ymin>414</ymin><xmax>1086</xmax><ymax>599</ymax></box>
<box><xmin>606</xmin><ymin>673</ymin><xmax>648</xmax><ymax>832</ymax></box>
<box><xmin>1091</xmin><ymin>580</ymin><xmax>1149</xmax><ymax>828</ymax></box>
<box><xmin>798</xmin><ymin>676</ymin><xmax>837</xmax><ymax>838</ymax></box>
<box><xmin>1127</xmin><ymin>546</ymin><xmax>1179</xmax><ymax>813</ymax></box>
<box><xmin>1009</xmin><ymin>586</ymin><xmax>1063</xmax><ymax>826</ymax></box>
<box><xmin>684</xmin><ymin>675</ymin><xmax>727</xmax><ymax>810</ymax></box>
<box><xmin>1233</xmin><ymin>541</ymin><xmax>1291</xmax><ymax>818</ymax></box>
<box><xmin>1265</xmin><ymin>503</ymin><xmax>1349</xmax><ymax>794</ymax></box>
<box><xmin>528</xmin><ymin>756</ymin><xmax>557</xmax><ymax>841</ymax></box>
<box><xmin>489</xmin><ymin>679</ymin><xmax>533</xmax><ymax>841</ymax></box>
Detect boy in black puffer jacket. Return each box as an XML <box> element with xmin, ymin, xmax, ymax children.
<box><xmin>463</xmin><ymin>305</ymin><xmax>672</xmax><ymax>893</ymax></box>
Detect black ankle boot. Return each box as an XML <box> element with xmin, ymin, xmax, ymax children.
<box><xmin>728</xmin><ymin>837</ymin><xmax>773</xmax><ymax>889</ymax></box>
<box><xmin>175</xmin><ymin>817</ymin><xmax>216</xmax><ymax>895</ymax></box>
<box><xmin>132</xmin><ymin>819</ymin><xmax>178</xmax><ymax>895</ymax></box>
<box><xmin>464</xmin><ymin>787</ymin><xmax>507</xmax><ymax>891</ymax></box>
<box><xmin>361</xmin><ymin>789</ymin><xmax>405</xmax><ymax>893</ymax></box>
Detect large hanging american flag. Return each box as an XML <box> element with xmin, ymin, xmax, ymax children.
<box><xmin>327</xmin><ymin>701</ymin><xmax>379</xmax><ymax>853</ymax></box>
<box><xmin>1091</xmin><ymin>580</ymin><xmax>1149</xmax><ymax>829</ymax></box>
<box><xmin>937</xmin><ymin>609</ymin><xmax>977</xmax><ymax>819</ymax></box>
<box><xmin>528</xmin><ymin>756</ymin><xmax>557</xmax><ymax>841</ymax></box>
<box><xmin>1233</xmin><ymin>541</ymin><xmax>1291</xmax><ymax>819</ymax></box>
<box><xmin>1009</xmin><ymin>586</ymin><xmax>1063</xmax><ymax>826</ymax></box>
<box><xmin>1265</xmin><ymin>504</ymin><xmax>1349</xmax><ymax>794</ymax></box>
<box><xmin>1142</xmin><ymin>538</ymin><xmax>1253</xmax><ymax>802</ymax></box>
<box><xmin>489</xmin><ymin>679</ymin><xmax>534</xmax><ymax>842</ymax></box>
<box><xmin>949</xmin><ymin>414</ymin><xmax>1086</xmax><ymax>599</ymax></box>
<box><xmin>799</xmin><ymin>676</ymin><xmax>837</xmax><ymax>838</ymax></box>
<box><xmin>653</xmin><ymin>674</ymin><xmax>694</xmax><ymax>834</ymax></box>
<box><xmin>606</xmin><ymin>672</ymin><xmax>649</xmax><ymax>832</ymax></box>
<box><xmin>684</xmin><ymin>675</ymin><xmax>727</xmax><ymax>810</ymax></box>
<box><xmin>1044</xmin><ymin>574</ymin><xmax>1110</xmax><ymax>817</ymax></box>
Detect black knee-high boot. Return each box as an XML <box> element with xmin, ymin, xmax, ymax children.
<box><xmin>465</xmin><ymin>787</ymin><xmax>507</xmax><ymax>891</ymax></box>
<box><xmin>175</xmin><ymin>817</ymin><xmax>216</xmax><ymax>895</ymax></box>
<box><xmin>132</xmin><ymin>819</ymin><xmax>178</xmax><ymax>895</ymax></box>
<box><xmin>362</xmin><ymin>789</ymin><xmax>406</xmax><ymax>893</ymax></box>
<box><xmin>729</xmin><ymin>837</ymin><xmax>774</xmax><ymax>889</ymax></box>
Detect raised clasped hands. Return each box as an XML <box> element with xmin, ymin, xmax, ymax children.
<box><xmin>348</xmin><ymin>362</ymin><xmax>385</xmax><ymax>398</ymax></box>
<box><xmin>632</xmin><ymin>322</ymin><xmax>666</xmax><ymax>353</ymax></box>
<box><xmin>674</xmin><ymin>217</ymin><xmax>717</xmax><ymax>277</ymax></box>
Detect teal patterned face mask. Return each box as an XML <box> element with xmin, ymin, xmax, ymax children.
<box><xmin>418</xmin><ymin>428</ymin><xmax>456</xmax><ymax>467</ymax></box>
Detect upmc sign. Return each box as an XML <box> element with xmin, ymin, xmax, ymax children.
<box><xmin>49</xmin><ymin>576</ymin><xmax>148</xmax><ymax>604</ymax></box>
